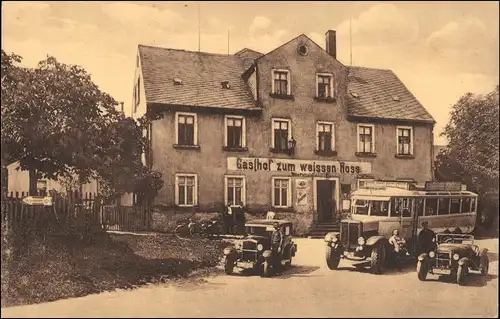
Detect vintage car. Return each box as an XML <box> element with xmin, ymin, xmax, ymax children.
<box><xmin>416</xmin><ymin>233</ymin><xmax>489</xmax><ymax>285</ymax></box>
<box><xmin>223</xmin><ymin>219</ymin><xmax>297</xmax><ymax>277</ymax></box>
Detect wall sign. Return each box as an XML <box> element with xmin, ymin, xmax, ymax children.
<box><xmin>295</xmin><ymin>179</ymin><xmax>309</xmax><ymax>206</ymax></box>
<box><xmin>227</xmin><ymin>157</ymin><xmax>372</xmax><ymax>175</ymax></box>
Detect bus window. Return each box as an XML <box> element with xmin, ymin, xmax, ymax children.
<box><xmin>438</xmin><ymin>198</ymin><xmax>451</xmax><ymax>215</ymax></box>
<box><xmin>353</xmin><ymin>199</ymin><xmax>368</xmax><ymax>215</ymax></box>
<box><xmin>471</xmin><ymin>197</ymin><xmax>477</xmax><ymax>213</ymax></box>
<box><xmin>425</xmin><ymin>198</ymin><xmax>438</xmax><ymax>216</ymax></box>
<box><xmin>461</xmin><ymin>197</ymin><xmax>472</xmax><ymax>213</ymax></box>
<box><xmin>371</xmin><ymin>201</ymin><xmax>390</xmax><ymax>216</ymax></box>
<box><xmin>450</xmin><ymin>198</ymin><xmax>461</xmax><ymax>214</ymax></box>
<box><xmin>390</xmin><ymin>198</ymin><xmax>411</xmax><ymax>217</ymax></box>
<box><xmin>415</xmin><ymin>198</ymin><xmax>424</xmax><ymax>216</ymax></box>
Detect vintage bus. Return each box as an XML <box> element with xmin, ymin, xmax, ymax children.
<box><xmin>324</xmin><ymin>181</ymin><xmax>478</xmax><ymax>273</ymax></box>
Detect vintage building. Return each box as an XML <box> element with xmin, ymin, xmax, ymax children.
<box><xmin>131</xmin><ymin>31</ymin><xmax>436</xmax><ymax>234</ymax></box>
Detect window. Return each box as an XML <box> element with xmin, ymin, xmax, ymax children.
<box><xmin>353</xmin><ymin>199</ymin><xmax>368</xmax><ymax>215</ymax></box>
<box><xmin>450</xmin><ymin>198</ymin><xmax>461</xmax><ymax>214</ymax></box>
<box><xmin>272</xmin><ymin>118</ymin><xmax>291</xmax><ymax>151</ymax></box>
<box><xmin>390</xmin><ymin>198</ymin><xmax>411</xmax><ymax>217</ymax></box>
<box><xmin>425</xmin><ymin>198</ymin><xmax>438</xmax><ymax>216</ymax></box>
<box><xmin>371</xmin><ymin>201</ymin><xmax>390</xmax><ymax>216</ymax></box>
<box><xmin>175</xmin><ymin>174</ymin><xmax>197</xmax><ymax>206</ymax></box>
<box><xmin>298</xmin><ymin>44</ymin><xmax>308</xmax><ymax>56</ymax></box>
<box><xmin>317</xmin><ymin>122</ymin><xmax>334</xmax><ymax>152</ymax></box>
<box><xmin>224</xmin><ymin>116</ymin><xmax>246</xmax><ymax>148</ymax></box>
<box><xmin>225</xmin><ymin>176</ymin><xmax>246</xmax><ymax>206</ymax></box>
<box><xmin>461</xmin><ymin>197</ymin><xmax>472</xmax><ymax>213</ymax></box>
<box><xmin>272</xmin><ymin>69</ymin><xmax>290</xmax><ymax>95</ymax></box>
<box><xmin>438</xmin><ymin>198</ymin><xmax>451</xmax><ymax>215</ymax></box>
<box><xmin>415</xmin><ymin>198</ymin><xmax>424</xmax><ymax>216</ymax></box>
<box><xmin>272</xmin><ymin>177</ymin><xmax>291</xmax><ymax>208</ymax></box>
<box><xmin>357</xmin><ymin>124</ymin><xmax>375</xmax><ymax>153</ymax></box>
<box><xmin>396</xmin><ymin>126</ymin><xmax>413</xmax><ymax>155</ymax></box>
<box><xmin>175</xmin><ymin>112</ymin><xmax>197</xmax><ymax>146</ymax></box>
<box><xmin>316</xmin><ymin>74</ymin><xmax>334</xmax><ymax>98</ymax></box>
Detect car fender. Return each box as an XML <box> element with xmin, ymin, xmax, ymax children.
<box><xmin>479</xmin><ymin>248</ymin><xmax>489</xmax><ymax>256</ymax></box>
<box><xmin>458</xmin><ymin>257</ymin><xmax>470</xmax><ymax>266</ymax></box>
<box><xmin>365</xmin><ymin>236</ymin><xmax>388</xmax><ymax>247</ymax></box>
<box><xmin>223</xmin><ymin>246</ymin><xmax>237</xmax><ymax>256</ymax></box>
<box><xmin>417</xmin><ymin>253</ymin><xmax>428</xmax><ymax>261</ymax></box>
<box><xmin>324</xmin><ymin>232</ymin><xmax>340</xmax><ymax>243</ymax></box>
<box><xmin>262</xmin><ymin>250</ymin><xmax>272</xmax><ymax>259</ymax></box>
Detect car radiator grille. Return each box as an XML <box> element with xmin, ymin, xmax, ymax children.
<box><xmin>241</xmin><ymin>241</ymin><xmax>257</xmax><ymax>261</ymax></box>
<box><xmin>435</xmin><ymin>252</ymin><xmax>451</xmax><ymax>268</ymax></box>
<box><xmin>341</xmin><ymin>222</ymin><xmax>360</xmax><ymax>248</ymax></box>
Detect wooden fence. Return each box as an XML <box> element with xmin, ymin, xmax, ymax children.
<box><xmin>1</xmin><ymin>191</ymin><xmax>151</xmax><ymax>233</ymax></box>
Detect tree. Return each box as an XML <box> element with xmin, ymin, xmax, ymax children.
<box><xmin>1</xmin><ymin>50</ymin><xmax>163</xmax><ymax>199</ymax></box>
<box><xmin>435</xmin><ymin>86</ymin><xmax>499</xmax><ymax>229</ymax></box>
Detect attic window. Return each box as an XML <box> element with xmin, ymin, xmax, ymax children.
<box><xmin>173</xmin><ymin>78</ymin><xmax>183</xmax><ymax>85</ymax></box>
<box><xmin>221</xmin><ymin>81</ymin><xmax>231</xmax><ymax>89</ymax></box>
<box><xmin>350</xmin><ymin>92</ymin><xmax>359</xmax><ymax>98</ymax></box>
<box><xmin>298</xmin><ymin>44</ymin><xmax>309</xmax><ymax>56</ymax></box>
<box><xmin>392</xmin><ymin>96</ymin><xmax>401</xmax><ymax>102</ymax></box>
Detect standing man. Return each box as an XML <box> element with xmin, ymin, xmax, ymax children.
<box><xmin>223</xmin><ymin>201</ymin><xmax>234</xmax><ymax>234</ymax></box>
<box><xmin>418</xmin><ymin>221</ymin><xmax>436</xmax><ymax>254</ymax></box>
<box><xmin>271</xmin><ymin>221</ymin><xmax>284</xmax><ymax>269</ymax></box>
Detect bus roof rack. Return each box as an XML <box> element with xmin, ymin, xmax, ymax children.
<box><xmin>425</xmin><ymin>181</ymin><xmax>465</xmax><ymax>192</ymax></box>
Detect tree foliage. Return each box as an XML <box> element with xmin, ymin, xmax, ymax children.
<box><xmin>1</xmin><ymin>50</ymin><xmax>163</xmax><ymax>199</ymax></box>
<box><xmin>435</xmin><ymin>86</ymin><xmax>499</xmax><ymax>226</ymax></box>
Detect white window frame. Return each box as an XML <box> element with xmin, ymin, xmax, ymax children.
<box><xmin>272</xmin><ymin>177</ymin><xmax>292</xmax><ymax>208</ymax></box>
<box><xmin>224</xmin><ymin>175</ymin><xmax>246</xmax><ymax>206</ymax></box>
<box><xmin>357</xmin><ymin>178</ymin><xmax>375</xmax><ymax>189</ymax></box>
<box><xmin>175</xmin><ymin>173</ymin><xmax>198</xmax><ymax>207</ymax></box>
<box><xmin>224</xmin><ymin>115</ymin><xmax>246</xmax><ymax>148</ymax></box>
<box><xmin>271</xmin><ymin>69</ymin><xmax>291</xmax><ymax>95</ymax></box>
<box><xmin>316</xmin><ymin>73</ymin><xmax>334</xmax><ymax>98</ymax></box>
<box><xmin>316</xmin><ymin>121</ymin><xmax>335</xmax><ymax>151</ymax></box>
<box><xmin>357</xmin><ymin>123</ymin><xmax>375</xmax><ymax>153</ymax></box>
<box><xmin>271</xmin><ymin>118</ymin><xmax>292</xmax><ymax>149</ymax></box>
<box><xmin>396</xmin><ymin>125</ymin><xmax>414</xmax><ymax>155</ymax></box>
<box><xmin>175</xmin><ymin>112</ymin><xmax>198</xmax><ymax>145</ymax></box>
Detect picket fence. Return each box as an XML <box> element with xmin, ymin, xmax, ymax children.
<box><xmin>1</xmin><ymin>191</ymin><xmax>151</xmax><ymax>233</ymax></box>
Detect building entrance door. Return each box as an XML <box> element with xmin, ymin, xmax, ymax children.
<box><xmin>316</xmin><ymin>180</ymin><xmax>336</xmax><ymax>223</ymax></box>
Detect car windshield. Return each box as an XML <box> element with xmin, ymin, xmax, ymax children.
<box><xmin>436</xmin><ymin>234</ymin><xmax>474</xmax><ymax>245</ymax></box>
<box><xmin>246</xmin><ymin>226</ymin><xmax>273</xmax><ymax>237</ymax></box>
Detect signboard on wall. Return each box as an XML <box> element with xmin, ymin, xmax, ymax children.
<box><xmin>227</xmin><ymin>157</ymin><xmax>372</xmax><ymax>175</ymax></box>
<box><xmin>295</xmin><ymin>179</ymin><xmax>309</xmax><ymax>206</ymax></box>
<box><xmin>425</xmin><ymin>181</ymin><xmax>463</xmax><ymax>192</ymax></box>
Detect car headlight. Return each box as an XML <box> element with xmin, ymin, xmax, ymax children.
<box><xmin>357</xmin><ymin>237</ymin><xmax>365</xmax><ymax>246</ymax></box>
<box><xmin>257</xmin><ymin>244</ymin><xmax>264</xmax><ymax>251</ymax></box>
<box><xmin>453</xmin><ymin>253</ymin><xmax>460</xmax><ymax>261</ymax></box>
<box><xmin>331</xmin><ymin>235</ymin><xmax>338</xmax><ymax>243</ymax></box>
<box><xmin>429</xmin><ymin>251</ymin><xmax>435</xmax><ymax>258</ymax></box>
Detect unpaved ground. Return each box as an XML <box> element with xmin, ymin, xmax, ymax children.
<box><xmin>2</xmin><ymin>238</ymin><xmax>497</xmax><ymax>318</ymax></box>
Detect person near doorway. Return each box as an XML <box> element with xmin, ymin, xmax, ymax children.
<box><xmin>418</xmin><ymin>221</ymin><xmax>436</xmax><ymax>254</ymax></box>
<box><xmin>222</xmin><ymin>201</ymin><xmax>234</xmax><ymax>234</ymax></box>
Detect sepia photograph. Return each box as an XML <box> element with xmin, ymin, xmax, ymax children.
<box><xmin>1</xmin><ymin>1</ymin><xmax>498</xmax><ymax>318</ymax></box>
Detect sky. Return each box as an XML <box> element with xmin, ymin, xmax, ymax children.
<box><xmin>2</xmin><ymin>1</ymin><xmax>499</xmax><ymax>145</ymax></box>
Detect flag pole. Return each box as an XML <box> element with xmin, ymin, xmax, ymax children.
<box><xmin>349</xmin><ymin>16</ymin><xmax>353</xmax><ymax>66</ymax></box>
<box><xmin>198</xmin><ymin>2</ymin><xmax>201</xmax><ymax>52</ymax></box>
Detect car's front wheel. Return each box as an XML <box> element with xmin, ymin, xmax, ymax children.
<box><xmin>326</xmin><ymin>246</ymin><xmax>341</xmax><ymax>270</ymax></box>
<box><xmin>480</xmin><ymin>250</ymin><xmax>489</xmax><ymax>276</ymax></box>
<box><xmin>224</xmin><ymin>256</ymin><xmax>235</xmax><ymax>275</ymax></box>
<box><xmin>416</xmin><ymin>260</ymin><xmax>429</xmax><ymax>281</ymax></box>
<box><xmin>456</xmin><ymin>265</ymin><xmax>466</xmax><ymax>286</ymax></box>
<box><xmin>262</xmin><ymin>260</ymin><xmax>272</xmax><ymax>277</ymax></box>
<box><xmin>370</xmin><ymin>243</ymin><xmax>386</xmax><ymax>274</ymax></box>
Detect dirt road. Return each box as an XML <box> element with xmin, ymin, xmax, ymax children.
<box><xmin>2</xmin><ymin>238</ymin><xmax>497</xmax><ymax>318</ymax></box>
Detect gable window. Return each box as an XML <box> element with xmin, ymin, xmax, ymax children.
<box><xmin>224</xmin><ymin>115</ymin><xmax>246</xmax><ymax>149</ymax></box>
<box><xmin>316</xmin><ymin>122</ymin><xmax>335</xmax><ymax>152</ymax></box>
<box><xmin>357</xmin><ymin>124</ymin><xmax>375</xmax><ymax>154</ymax></box>
<box><xmin>175</xmin><ymin>174</ymin><xmax>197</xmax><ymax>206</ymax></box>
<box><xmin>271</xmin><ymin>118</ymin><xmax>291</xmax><ymax>152</ymax></box>
<box><xmin>316</xmin><ymin>73</ymin><xmax>334</xmax><ymax>99</ymax></box>
<box><xmin>396</xmin><ymin>126</ymin><xmax>413</xmax><ymax>156</ymax></box>
<box><xmin>271</xmin><ymin>69</ymin><xmax>291</xmax><ymax>96</ymax></box>
<box><xmin>225</xmin><ymin>176</ymin><xmax>246</xmax><ymax>206</ymax></box>
<box><xmin>175</xmin><ymin>112</ymin><xmax>198</xmax><ymax>146</ymax></box>
<box><xmin>272</xmin><ymin>177</ymin><xmax>291</xmax><ymax>208</ymax></box>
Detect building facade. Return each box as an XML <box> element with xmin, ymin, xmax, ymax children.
<box><xmin>131</xmin><ymin>31</ymin><xmax>436</xmax><ymax>233</ymax></box>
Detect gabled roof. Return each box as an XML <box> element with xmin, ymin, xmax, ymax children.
<box><xmin>347</xmin><ymin>66</ymin><xmax>435</xmax><ymax>123</ymax></box>
<box><xmin>138</xmin><ymin>45</ymin><xmax>258</xmax><ymax>111</ymax></box>
<box><xmin>234</xmin><ymin>48</ymin><xmax>263</xmax><ymax>70</ymax></box>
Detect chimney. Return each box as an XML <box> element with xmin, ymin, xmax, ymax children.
<box><xmin>325</xmin><ymin>30</ymin><xmax>337</xmax><ymax>59</ymax></box>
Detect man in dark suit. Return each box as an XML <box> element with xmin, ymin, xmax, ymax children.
<box><xmin>418</xmin><ymin>221</ymin><xmax>436</xmax><ymax>254</ymax></box>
